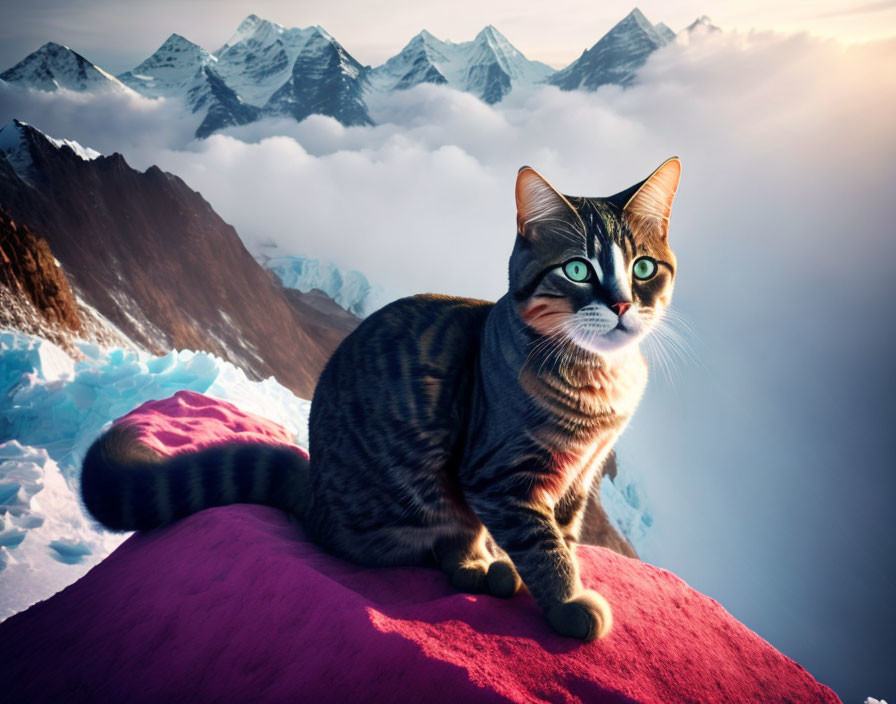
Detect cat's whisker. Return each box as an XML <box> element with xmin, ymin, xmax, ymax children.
<box><xmin>640</xmin><ymin>306</ymin><xmax>702</xmax><ymax>384</ymax></box>
<box><xmin>642</xmin><ymin>333</ymin><xmax>674</xmax><ymax>385</ymax></box>
<box><xmin>525</xmin><ymin>320</ymin><xmax>573</xmax><ymax>377</ymax></box>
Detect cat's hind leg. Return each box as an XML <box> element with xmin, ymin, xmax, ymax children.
<box><xmin>483</xmin><ymin>534</ymin><xmax>523</xmax><ymax>598</ymax></box>
<box><xmin>435</xmin><ymin>530</ymin><xmax>522</xmax><ymax>598</ymax></box>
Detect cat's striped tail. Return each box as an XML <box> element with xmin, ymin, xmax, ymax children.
<box><xmin>81</xmin><ymin>425</ymin><xmax>310</xmax><ymax>531</ymax></box>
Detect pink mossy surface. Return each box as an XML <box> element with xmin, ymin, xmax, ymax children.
<box><xmin>112</xmin><ymin>389</ymin><xmax>306</xmax><ymax>458</ymax></box>
<box><xmin>0</xmin><ymin>392</ymin><xmax>840</xmax><ymax>703</ymax></box>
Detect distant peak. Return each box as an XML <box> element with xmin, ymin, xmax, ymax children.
<box><xmin>619</xmin><ymin>7</ymin><xmax>659</xmax><ymax>31</ymax></box>
<box><xmin>686</xmin><ymin>15</ymin><xmax>721</xmax><ymax>33</ymax></box>
<box><xmin>608</xmin><ymin>7</ymin><xmax>663</xmax><ymax>39</ymax></box>
<box><xmin>38</xmin><ymin>42</ymin><xmax>72</xmax><ymax>54</ymax></box>
<box><xmin>218</xmin><ymin>13</ymin><xmax>283</xmax><ymax>53</ymax></box>
<box><xmin>237</xmin><ymin>14</ymin><xmax>263</xmax><ymax>31</ymax></box>
<box><xmin>227</xmin><ymin>15</ymin><xmax>280</xmax><ymax>41</ymax></box>
<box><xmin>475</xmin><ymin>25</ymin><xmax>504</xmax><ymax>41</ymax></box>
<box><xmin>303</xmin><ymin>25</ymin><xmax>336</xmax><ymax>46</ymax></box>
<box><xmin>158</xmin><ymin>33</ymin><xmax>204</xmax><ymax>51</ymax></box>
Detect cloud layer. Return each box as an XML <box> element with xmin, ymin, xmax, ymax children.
<box><xmin>2</xmin><ymin>30</ymin><xmax>896</xmax><ymax>699</ymax></box>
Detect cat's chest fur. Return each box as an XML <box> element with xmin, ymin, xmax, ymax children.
<box><xmin>520</xmin><ymin>348</ymin><xmax>647</xmax><ymax>440</ymax></box>
<box><xmin>518</xmin><ymin>354</ymin><xmax>648</xmax><ymax>504</ymax></box>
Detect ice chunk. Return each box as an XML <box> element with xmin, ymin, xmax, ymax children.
<box><xmin>48</xmin><ymin>538</ymin><xmax>92</xmax><ymax>564</ymax></box>
<box><xmin>264</xmin><ymin>255</ymin><xmax>394</xmax><ymax>318</ymax></box>
<box><xmin>0</xmin><ymin>440</ymin><xmax>127</xmax><ymax>616</ymax></box>
<box><xmin>602</xmin><ymin>472</ymin><xmax>654</xmax><ymax>554</ymax></box>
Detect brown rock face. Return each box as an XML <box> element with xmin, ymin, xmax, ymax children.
<box><xmin>0</xmin><ymin>205</ymin><xmax>80</xmax><ymax>332</ymax></box>
<box><xmin>0</xmin><ymin>121</ymin><xmax>359</xmax><ymax>398</ymax></box>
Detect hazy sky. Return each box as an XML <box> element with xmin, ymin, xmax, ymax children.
<box><xmin>1</xmin><ymin>0</ymin><xmax>895</xmax><ymax>72</ymax></box>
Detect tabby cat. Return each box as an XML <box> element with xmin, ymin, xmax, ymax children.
<box><xmin>82</xmin><ymin>158</ymin><xmax>681</xmax><ymax>641</ymax></box>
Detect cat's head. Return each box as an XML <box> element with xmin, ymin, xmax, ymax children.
<box><xmin>509</xmin><ymin>159</ymin><xmax>680</xmax><ymax>356</ymax></box>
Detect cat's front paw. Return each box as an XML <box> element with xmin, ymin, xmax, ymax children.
<box><xmin>546</xmin><ymin>590</ymin><xmax>613</xmax><ymax>641</ymax></box>
<box><xmin>449</xmin><ymin>563</ymin><xmax>489</xmax><ymax>593</ymax></box>
<box><xmin>487</xmin><ymin>559</ymin><xmax>522</xmax><ymax>598</ymax></box>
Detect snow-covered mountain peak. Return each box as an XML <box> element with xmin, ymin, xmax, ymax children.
<box><xmin>264</xmin><ymin>26</ymin><xmax>372</xmax><ymax>126</ymax></box>
<box><xmin>0</xmin><ymin>42</ymin><xmax>131</xmax><ymax>93</ymax></box>
<box><xmin>0</xmin><ymin>119</ymin><xmax>100</xmax><ymax>184</ymax></box>
<box><xmin>402</xmin><ymin>29</ymin><xmax>450</xmax><ymax>57</ymax></box>
<box><xmin>135</xmin><ymin>33</ymin><xmax>213</xmax><ymax>68</ymax></box>
<box><xmin>619</xmin><ymin>7</ymin><xmax>656</xmax><ymax>34</ymax></box>
<box><xmin>216</xmin><ymin>13</ymin><xmax>268</xmax><ymax>55</ymax></box>
<box><xmin>309</xmin><ymin>25</ymin><xmax>337</xmax><ymax>43</ymax></box>
<box><xmin>0</xmin><ymin>119</ymin><xmax>101</xmax><ymax>159</ymax></box>
<box><xmin>302</xmin><ymin>27</ymin><xmax>364</xmax><ymax>72</ymax></box>
<box><xmin>370</xmin><ymin>25</ymin><xmax>553</xmax><ymax>103</ymax></box>
<box><xmin>549</xmin><ymin>7</ymin><xmax>672</xmax><ymax>91</ymax></box>
<box><xmin>118</xmin><ymin>33</ymin><xmax>216</xmax><ymax>98</ymax></box>
<box><xmin>604</xmin><ymin>7</ymin><xmax>670</xmax><ymax>47</ymax></box>
<box><xmin>474</xmin><ymin>25</ymin><xmax>502</xmax><ymax>42</ymax></box>
<box><xmin>469</xmin><ymin>24</ymin><xmax>552</xmax><ymax>82</ymax></box>
<box><xmin>415</xmin><ymin>29</ymin><xmax>440</xmax><ymax>43</ymax></box>
<box><xmin>160</xmin><ymin>33</ymin><xmax>207</xmax><ymax>53</ymax></box>
<box><xmin>243</xmin><ymin>17</ymin><xmax>288</xmax><ymax>47</ymax></box>
<box><xmin>471</xmin><ymin>25</ymin><xmax>514</xmax><ymax>56</ymax></box>
<box><xmin>213</xmin><ymin>16</ymin><xmax>322</xmax><ymax>107</ymax></box>
<box><xmin>217</xmin><ymin>14</ymin><xmax>315</xmax><ymax>58</ymax></box>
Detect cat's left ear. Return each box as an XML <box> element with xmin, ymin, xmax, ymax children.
<box><xmin>612</xmin><ymin>157</ymin><xmax>681</xmax><ymax>241</ymax></box>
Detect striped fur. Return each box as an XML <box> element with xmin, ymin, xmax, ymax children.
<box><xmin>80</xmin><ymin>161</ymin><xmax>680</xmax><ymax>642</ymax></box>
<box><xmin>81</xmin><ymin>425</ymin><xmax>308</xmax><ymax>532</ymax></box>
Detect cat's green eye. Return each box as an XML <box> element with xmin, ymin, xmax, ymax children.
<box><xmin>632</xmin><ymin>257</ymin><xmax>658</xmax><ymax>281</ymax></box>
<box><xmin>563</xmin><ymin>259</ymin><xmax>591</xmax><ymax>282</ymax></box>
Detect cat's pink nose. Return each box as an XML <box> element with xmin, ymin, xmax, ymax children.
<box><xmin>610</xmin><ymin>302</ymin><xmax>631</xmax><ymax>317</ymax></box>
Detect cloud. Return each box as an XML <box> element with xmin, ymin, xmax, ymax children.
<box><xmin>2</xmin><ymin>30</ymin><xmax>896</xmax><ymax>699</ymax></box>
<box><xmin>0</xmin><ymin>82</ymin><xmax>197</xmax><ymax>152</ymax></box>
<box><xmin>811</xmin><ymin>0</ymin><xmax>896</xmax><ymax>19</ymax></box>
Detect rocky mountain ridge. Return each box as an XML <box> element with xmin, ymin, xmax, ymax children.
<box><xmin>0</xmin><ymin>119</ymin><xmax>358</xmax><ymax>397</ymax></box>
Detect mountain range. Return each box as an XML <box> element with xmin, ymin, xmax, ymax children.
<box><xmin>0</xmin><ymin>119</ymin><xmax>359</xmax><ymax>398</ymax></box>
<box><xmin>0</xmin><ymin>8</ymin><xmax>714</xmax><ymax>138</ymax></box>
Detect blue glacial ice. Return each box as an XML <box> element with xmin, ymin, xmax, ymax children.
<box><xmin>265</xmin><ymin>255</ymin><xmax>394</xmax><ymax>318</ymax></box>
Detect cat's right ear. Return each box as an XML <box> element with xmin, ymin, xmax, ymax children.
<box><xmin>516</xmin><ymin>166</ymin><xmax>574</xmax><ymax>237</ymax></box>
